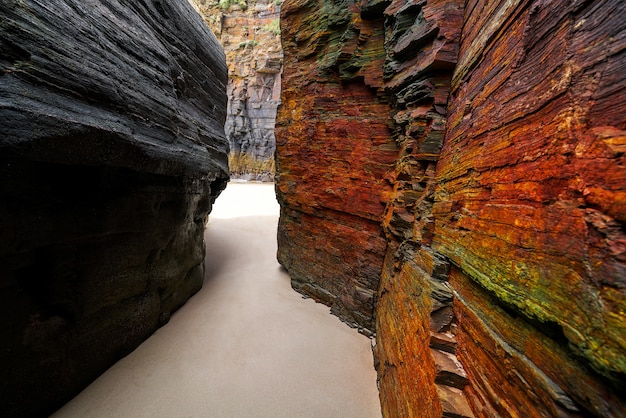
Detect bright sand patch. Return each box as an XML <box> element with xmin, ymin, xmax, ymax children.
<box><xmin>53</xmin><ymin>182</ymin><xmax>382</xmax><ymax>418</ymax></box>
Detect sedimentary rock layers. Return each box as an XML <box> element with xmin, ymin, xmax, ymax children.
<box><xmin>434</xmin><ymin>0</ymin><xmax>626</xmax><ymax>415</ymax></box>
<box><xmin>275</xmin><ymin>0</ymin><xmax>397</xmax><ymax>334</ymax></box>
<box><xmin>194</xmin><ymin>0</ymin><xmax>282</xmax><ymax>179</ymax></box>
<box><xmin>277</xmin><ymin>0</ymin><xmax>625</xmax><ymax>416</ymax></box>
<box><xmin>0</xmin><ymin>1</ymin><xmax>228</xmax><ymax>416</ymax></box>
<box><xmin>374</xmin><ymin>0</ymin><xmax>469</xmax><ymax>416</ymax></box>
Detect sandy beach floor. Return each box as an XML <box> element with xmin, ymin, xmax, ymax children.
<box><xmin>53</xmin><ymin>182</ymin><xmax>382</xmax><ymax>418</ymax></box>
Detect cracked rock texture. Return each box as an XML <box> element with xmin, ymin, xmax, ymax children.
<box><xmin>276</xmin><ymin>0</ymin><xmax>625</xmax><ymax>416</ymax></box>
<box><xmin>434</xmin><ymin>1</ymin><xmax>626</xmax><ymax>415</ymax></box>
<box><xmin>0</xmin><ymin>1</ymin><xmax>228</xmax><ymax>416</ymax></box>
<box><xmin>194</xmin><ymin>0</ymin><xmax>282</xmax><ymax>180</ymax></box>
<box><xmin>276</xmin><ymin>0</ymin><xmax>397</xmax><ymax>334</ymax></box>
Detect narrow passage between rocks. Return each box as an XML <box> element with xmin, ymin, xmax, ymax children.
<box><xmin>53</xmin><ymin>182</ymin><xmax>381</xmax><ymax>418</ymax></box>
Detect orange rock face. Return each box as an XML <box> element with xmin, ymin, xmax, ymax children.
<box><xmin>374</xmin><ymin>0</ymin><xmax>470</xmax><ymax>416</ymax></box>
<box><xmin>276</xmin><ymin>0</ymin><xmax>625</xmax><ymax>416</ymax></box>
<box><xmin>275</xmin><ymin>0</ymin><xmax>397</xmax><ymax>333</ymax></box>
<box><xmin>433</xmin><ymin>0</ymin><xmax>626</xmax><ymax>415</ymax></box>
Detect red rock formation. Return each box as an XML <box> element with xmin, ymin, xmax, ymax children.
<box><xmin>275</xmin><ymin>0</ymin><xmax>397</xmax><ymax>334</ymax></box>
<box><xmin>434</xmin><ymin>0</ymin><xmax>626</xmax><ymax>415</ymax></box>
<box><xmin>277</xmin><ymin>0</ymin><xmax>625</xmax><ymax>416</ymax></box>
<box><xmin>374</xmin><ymin>0</ymin><xmax>471</xmax><ymax>416</ymax></box>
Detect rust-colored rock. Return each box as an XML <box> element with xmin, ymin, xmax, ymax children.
<box><xmin>275</xmin><ymin>0</ymin><xmax>397</xmax><ymax>333</ymax></box>
<box><xmin>276</xmin><ymin>0</ymin><xmax>625</xmax><ymax>416</ymax></box>
<box><xmin>277</xmin><ymin>0</ymin><xmax>472</xmax><ymax>413</ymax></box>
<box><xmin>432</xmin><ymin>0</ymin><xmax>626</xmax><ymax>415</ymax></box>
<box><xmin>375</xmin><ymin>254</ymin><xmax>443</xmax><ymax>417</ymax></box>
<box><xmin>450</xmin><ymin>266</ymin><xmax>625</xmax><ymax>417</ymax></box>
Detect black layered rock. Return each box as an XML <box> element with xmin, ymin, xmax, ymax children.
<box><xmin>0</xmin><ymin>1</ymin><xmax>228</xmax><ymax>416</ymax></box>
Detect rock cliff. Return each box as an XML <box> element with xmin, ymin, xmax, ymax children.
<box><xmin>0</xmin><ymin>1</ymin><xmax>228</xmax><ymax>416</ymax></box>
<box><xmin>275</xmin><ymin>0</ymin><xmax>625</xmax><ymax>416</ymax></box>
<box><xmin>194</xmin><ymin>0</ymin><xmax>282</xmax><ymax>180</ymax></box>
<box><xmin>276</xmin><ymin>0</ymin><xmax>397</xmax><ymax>334</ymax></box>
<box><xmin>434</xmin><ymin>1</ymin><xmax>626</xmax><ymax>415</ymax></box>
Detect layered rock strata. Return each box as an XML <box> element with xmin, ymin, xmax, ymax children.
<box><xmin>276</xmin><ymin>0</ymin><xmax>397</xmax><ymax>334</ymax></box>
<box><xmin>374</xmin><ymin>1</ymin><xmax>470</xmax><ymax>416</ymax></box>
<box><xmin>433</xmin><ymin>1</ymin><xmax>626</xmax><ymax>415</ymax></box>
<box><xmin>194</xmin><ymin>0</ymin><xmax>282</xmax><ymax>180</ymax></box>
<box><xmin>0</xmin><ymin>1</ymin><xmax>228</xmax><ymax>416</ymax></box>
<box><xmin>276</xmin><ymin>0</ymin><xmax>625</xmax><ymax>416</ymax></box>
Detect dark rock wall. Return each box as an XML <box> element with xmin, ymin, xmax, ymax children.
<box><xmin>0</xmin><ymin>1</ymin><xmax>228</xmax><ymax>416</ymax></box>
<box><xmin>276</xmin><ymin>0</ymin><xmax>625</xmax><ymax>416</ymax></box>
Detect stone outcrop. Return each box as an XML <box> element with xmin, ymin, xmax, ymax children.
<box><xmin>0</xmin><ymin>1</ymin><xmax>228</xmax><ymax>416</ymax></box>
<box><xmin>433</xmin><ymin>1</ymin><xmax>626</xmax><ymax>415</ymax></box>
<box><xmin>194</xmin><ymin>0</ymin><xmax>282</xmax><ymax>180</ymax></box>
<box><xmin>276</xmin><ymin>0</ymin><xmax>625</xmax><ymax>416</ymax></box>
<box><xmin>276</xmin><ymin>0</ymin><xmax>397</xmax><ymax>334</ymax></box>
<box><xmin>374</xmin><ymin>1</ymin><xmax>469</xmax><ymax>415</ymax></box>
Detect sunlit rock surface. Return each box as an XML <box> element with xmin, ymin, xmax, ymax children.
<box><xmin>0</xmin><ymin>1</ymin><xmax>228</xmax><ymax>416</ymax></box>
<box><xmin>276</xmin><ymin>0</ymin><xmax>625</xmax><ymax>416</ymax></box>
<box><xmin>194</xmin><ymin>0</ymin><xmax>282</xmax><ymax>180</ymax></box>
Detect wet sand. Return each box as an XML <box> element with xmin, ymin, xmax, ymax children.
<box><xmin>53</xmin><ymin>182</ymin><xmax>382</xmax><ymax>418</ymax></box>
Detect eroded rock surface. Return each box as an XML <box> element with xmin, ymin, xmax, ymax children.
<box><xmin>194</xmin><ymin>0</ymin><xmax>282</xmax><ymax>180</ymax></box>
<box><xmin>434</xmin><ymin>1</ymin><xmax>626</xmax><ymax>415</ymax></box>
<box><xmin>0</xmin><ymin>1</ymin><xmax>228</xmax><ymax>416</ymax></box>
<box><xmin>276</xmin><ymin>0</ymin><xmax>397</xmax><ymax>334</ymax></box>
<box><xmin>276</xmin><ymin>0</ymin><xmax>625</xmax><ymax>416</ymax></box>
